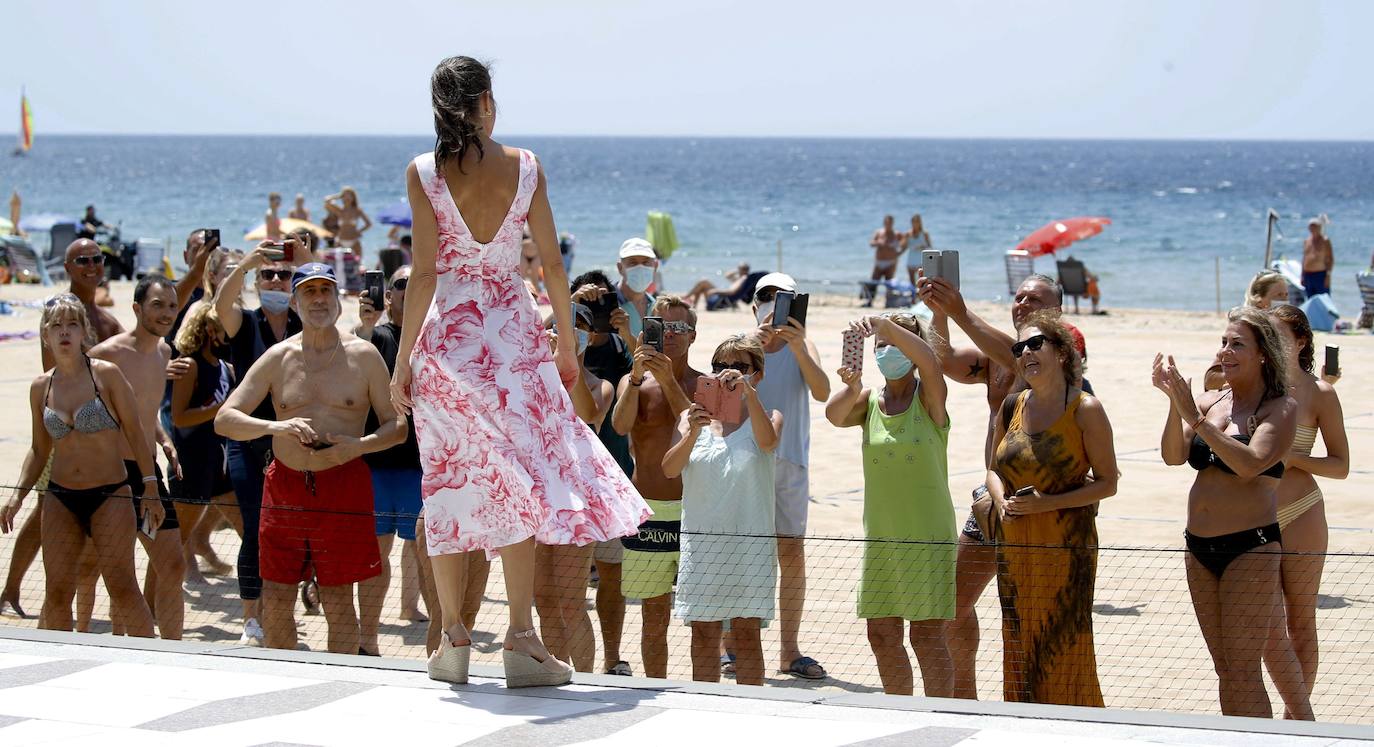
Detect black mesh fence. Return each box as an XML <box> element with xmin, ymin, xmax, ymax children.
<box><xmin>1</xmin><ymin>487</ymin><xmax>1371</xmax><ymax>723</ymax></box>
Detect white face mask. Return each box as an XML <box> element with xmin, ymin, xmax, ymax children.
<box><xmin>624</xmin><ymin>265</ymin><xmax>654</xmax><ymax>293</ymax></box>
<box><xmin>754</xmin><ymin>301</ymin><xmax>774</xmax><ymax>325</ymax></box>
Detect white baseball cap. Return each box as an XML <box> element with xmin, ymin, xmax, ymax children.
<box><xmin>618</xmin><ymin>238</ymin><xmax>656</xmax><ymax>260</ymax></box>
<box><xmin>755</xmin><ymin>272</ymin><xmax>797</xmax><ymax>294</ymax></box>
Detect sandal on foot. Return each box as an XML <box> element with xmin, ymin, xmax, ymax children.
<box><xmin>503</xmin><ymin>629</ymin><xmax>572</xmax><ymax>688</ymax></box>
<box><xmin>779</xmin><ymin>656</ymin><xmax>827</xmax><ymax>680</ymax></box>
<box><xmin>427</xmin><ymin>630</ymin><xmax>471</xmax><ymax>684</ymax></box>
<box><xmin>300</xmin><ymin>579</ymin><xmax>321</xmax><ymax>616</ymax></box>
<box><xmin>720</xmin><ymin>653</ymin><xmax>737</xmax><ymax>677</ymax></box>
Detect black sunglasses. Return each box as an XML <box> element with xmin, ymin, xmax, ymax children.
<box><xmin>71</xmin><ymin>254</ymin><xmax>105</xmax><ymax>267</ymax></box>
<box><xmin>258</xmin><ymin>269</ymin><xmax>292</xmax><ymax>282</ymax></box>
<box><xmin>754</xmin><ymin>288</ymin><xmax>777</xmax><ymax>303</ymax></box>
<box><xmin>711</xmin><ymin>361</ymin><xmax>754</xmax><ymax>374</ymax></box>
<box><xmin>391</xmin><ymin>277</ymin><xmax>408</xmax><ymax>291</ymax></box>
<box><xmin>1011</xmin><ymin>334</ymin><xmax>1049</xmax><ymax>359</ymax></box>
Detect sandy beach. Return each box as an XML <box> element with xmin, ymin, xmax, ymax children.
<box><xmin>0</xmin><ymin>279</ymin><xmax>1370</xmax><ymax>721</ymax></box>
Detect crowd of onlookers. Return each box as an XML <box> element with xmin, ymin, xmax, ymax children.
<box><xmin>0</xmin><ymin>226</ymin><xmax>1351</xmax><ymax>720</ymax></box>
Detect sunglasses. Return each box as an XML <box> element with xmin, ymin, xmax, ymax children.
<box><xmin>258</xmin><ymin>269</ymin><xmax>292</xmax><ymax>282</ymax></box>
<box><xmin>711</xmin><ymin>361</ymin><xmax>754</xmax><ymax>374</ymax></box>
<box><xmin>663</xmin><ymin>321</ymin><xmax>694</xmax><ymax>334</ymax></box>
<box><xmin>1011</xmin><ymin>334</ymin><xmax>1049</xmax><ymax>359</ymax></box>
<box><xmin>71</xmin><ymin>254</ymin><xmax>105</xmax><ymax>267</ymax></box>
<box><xmin>44</xmin><ymin>292</ymin><xmax>80</xmax><ymax>307</ymax></box>
<box><xmin>754</xmin><ymin>288</ymin><xmax>777</xmax><ymax>303</ymax></box>
<box><xmin>390</xmin><ymin>277</ymin><xmax>408</xmax><ymax>291</ymax></box>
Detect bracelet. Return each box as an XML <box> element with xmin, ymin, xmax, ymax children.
<box><xmin>630</xmin><ymin>377</ymin><xmax>644</xmax><ymax>387</ymax></box>
<box><xmin>142</xmin><ymin>475</ymin><xmax>158</xmax><ymax>483</ymax></box>
<box><xmin>1188</xmin><ymin>415</ymin><xmax>1206</xmax><ymax>430</ymax></box>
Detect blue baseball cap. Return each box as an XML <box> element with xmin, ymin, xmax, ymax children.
<box><xmin>291</xmin><ymin>262</ymin><xmax>337</xmax><ymax>292</ymax></box>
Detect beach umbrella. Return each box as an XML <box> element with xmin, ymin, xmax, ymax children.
<box><xmin>1016</xmin><ymin>216</ymin><xmax>1111</xmax><ymax>257</ymax></box>
<box><xmin>377</xmin><ymin>202</ymin><xmax>412</xmax><ymax>228</ymax></box>
<box><xmin>20</xmin><ymin>213</ymin><xmax>79</xmax><ymax>232</ymax></box>
<box><xmin>244</xmin><ymin>217</ymin><xmax>333</xmax><ymax>242</ymax></box>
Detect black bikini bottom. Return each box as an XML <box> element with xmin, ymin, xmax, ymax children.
<box><xmin>48</xmin><ymin>481</ymin><xmax>125</xmax><ymax>537</ymax></box>
<box><xmin>1185</xmin><ymin>523</ymin><xmax>1281</xmax><ymax>578</ymax></box>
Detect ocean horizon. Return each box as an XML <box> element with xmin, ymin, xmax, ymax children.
<box><xmin>4</xmin><ymin>134</ymin><xmax>1370</xmax><ymax>313</ymax></box>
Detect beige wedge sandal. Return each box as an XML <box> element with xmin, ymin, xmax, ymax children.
<box><xmin>427</xmin><ymin>630</ymin><xmax>471</xmax><ymax>684</ymax></box>
<box><xmin>503</xmin><ymin>629</ymin><xmax>573</xmax><ymax>688</ymax></box>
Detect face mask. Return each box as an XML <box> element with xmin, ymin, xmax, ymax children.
<box><xmin>624</xmin><ymin>265</ymin><xmax>654</xmax><ymax>293</ymax></box>
<box><xmin>258</xmin><ymin>289</ymin><xmax>291</xmax><ymax>314</ymax></box>
<box><xmin>576</xmin><ymin>329</ymin><xmax>590</xmax><ymax>355</ymax></box>
<box><xmin>875</xmin><ymin>345</ymin><xmax>914</xmax><ymax>380</ymax></box>
<box><xmin>754</xmin><ymin>301</ymin><xmax>774</xmax><ymax>325</ymax></box>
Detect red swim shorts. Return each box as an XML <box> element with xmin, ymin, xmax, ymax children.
<box><xmin>260</xmin><ymin>458</ymin><xmax>381</xmax><ymax>587</ymax></box>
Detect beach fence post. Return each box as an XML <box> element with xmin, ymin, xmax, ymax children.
<box><xmin>1215</xmin><ymin>256</ymin><xmax>1222</xmax><ymax>315</ymax></box>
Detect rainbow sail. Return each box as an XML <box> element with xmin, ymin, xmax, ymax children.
<box><xmin>17</xmin><ymin>89</ymin><xmax>33</xmax><ymax>153</ymax></box>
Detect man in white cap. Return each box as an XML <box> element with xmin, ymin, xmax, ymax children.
<box><xmin>1302</xmin><ymin>217</ymin><xmax>1333</xmax><ymax>298</ymax></box>
<box><xmin>216</xmin><ymin>262</ymin><xmax>405</xmax><ymax>653</ymax></box>
<box><xmin>616</xmin><ymin>238</ymin><xmax>659</xmax><ymax>338</ymax></box>
<box><xmin>751</xmin><ymin>272</ymin><xmax>832</xmax><ymax>680</ymax></box>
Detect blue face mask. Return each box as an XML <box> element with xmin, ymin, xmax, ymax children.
<box><xmin>874</xmin><ymin>345</ymin><xmax>914</xmax><ymax>380</ymax></box>
<box><xmin>624</xmin><ymin>265</ymin><xmax>654</xmax><ymax>293</ymax></box>
<box><xmin>576</xmin><ymin>329</ymin><xmax>590</xmax><ymax>355</ymax></box>
<box><xmin>259</xmin><ymin>289</ymin><xmax>291</xmax><ymax>314</ymax></box>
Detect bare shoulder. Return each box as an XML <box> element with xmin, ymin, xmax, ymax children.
<box><xmin>89</xmin><ymin>357</ymin><xmax>127</xmax><ymax>386</ymax></box>
<box><xmin>345</xmin><ymin>335</ymin><xmax>386</xmax><ymax>365</ymax></box>
<box><xmin>30</xmin><ymin>373</ymin><xmax>50</xmax><ymax>398</ymax></box>
<box><xmin>1076</xmin><ymin>392</ymin><xmax>1110</xmax><ymax>424</ymax></box>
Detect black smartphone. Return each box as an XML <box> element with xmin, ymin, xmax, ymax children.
<box><xmin>1014</xmin><ymin>486</ymin><xmax>1036</xmax><ymax>497</ymax></box>
<box><xmin>788</xmin><ymin>292</ymin><xmax>809</xmax><ymax>327</ymax></box>
<box><xmin>1324</xmin><ymin>345</ymin><xmax>1339</xmax><ymax>377</ymax></box>
<box><xmin>204</xmin><ymin>228</ymin><xmax>221</xmax><ymax>247</ymax></box>
<box><xmin>642</xmin><ymin>316</ymin><xmax>664</xmax><ymax>353</ymax></box>
<box><xmin>364</xmin><ymin>270</ymin><xmax>385</xmax><ymax>310</ymax></box>
<box><xmin>772</xmin><ymin>290</ymin><xmax>795</xmax><ymax>328</ymax></box>
<box><xmin>586</xmin><ymin>293</ymin><xmax>617</xmax><ymax>333</ymax></box>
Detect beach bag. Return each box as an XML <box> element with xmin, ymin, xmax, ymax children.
<box><xmin>1301</xmin><ymin>294</ymin><xmax>1339</xmax><ymax>333</ymax></box>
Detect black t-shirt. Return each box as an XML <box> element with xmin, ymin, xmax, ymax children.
<box><xmin>167</xmin><ymin>287</ymin><xmax>205</xmax><ymax>350</ymax></box>
<box><xmin>364</xmin><ymin>323</ymin><xmax>421</xmax><ymax>471</ymax></box>
<box><xmin>582</xmin><ymin>336</ymin><xmax>634</xmax><ymax>477</ymax></box>
<box><xmin>228</xmin><ymin>307</ymin><xmax>301</xmax><ymax>426</ymax></box>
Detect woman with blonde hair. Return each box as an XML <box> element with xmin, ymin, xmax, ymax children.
<box><xmin>1246</xmin><ymin>270</ymin><xmax>1289</xmax><ymax>309</ymax></box>
<box><xmin>826</xmin><ymin>312</ymin><xmax>957</xmax><ymax>697</ymax></box>
<box><xmin>325</xmin><ymin>186</ymin><xmax>372</xmax><ymax>258</ymax></box>
<box><xmin>1154</xmin><ymin>306</ymin><xmax>1312</xmax><ymax>719</ymax></box>
<box><xmin>0</xmin><ymin>295</ymin><xmax>162</xmax><ymax>635</ymax></box>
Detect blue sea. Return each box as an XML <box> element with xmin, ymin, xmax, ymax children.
<box><xmin>4</xmin><ymin>135</ymin><xmax>1371</xmax><ymax>313</ymax></box>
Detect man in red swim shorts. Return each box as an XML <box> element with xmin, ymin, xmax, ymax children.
<box><xmin>217</xmin><ymin>261</ymin><xmax>406</xmax><ymax>653</ymax></box>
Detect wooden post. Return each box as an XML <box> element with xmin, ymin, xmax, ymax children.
<box><xmin>1215</xmin><ymin>256</ymin><xmax>1222</xmax><ymax>315</ymax></box>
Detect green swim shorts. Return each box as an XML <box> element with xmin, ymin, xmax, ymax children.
<box><xmin>621</xmin><ymin>498</ymin><xmax>681</xmax><ymax>600</ymax></box>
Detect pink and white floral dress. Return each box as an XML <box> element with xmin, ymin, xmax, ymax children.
<box><xmin>409</xmin><ymin>149</ymin><xmax>649</xmax><ymax>557</ymax></box>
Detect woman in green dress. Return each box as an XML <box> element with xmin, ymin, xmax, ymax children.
<box><xmin>826</xmin><ymin>312</ymin><xmax>956</xmax><ymax>696</ymax></box>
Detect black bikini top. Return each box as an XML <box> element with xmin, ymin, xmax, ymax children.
<box><xmin>1187</xmin><ymin>434</ymin><xmax>1285</xmax><ymax>479</ymax></box>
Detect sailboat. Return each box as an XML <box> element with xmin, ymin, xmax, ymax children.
<box><xmin>12</xmin><ymin>88</ymin><xmax>32</xmax><ymax>157</ymax></box>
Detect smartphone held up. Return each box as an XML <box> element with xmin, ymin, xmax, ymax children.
<box><xmin>694</xmin><ymin>374</ymin><xmax>744</xmax><ymax>425</ymax></box>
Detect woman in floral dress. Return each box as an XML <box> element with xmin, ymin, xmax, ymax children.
<box><xmin>391</xmin><ymin>56</ymin><xmax>649</xmax><ymax>688</ymax></box>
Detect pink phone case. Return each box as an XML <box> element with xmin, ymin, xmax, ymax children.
<box><xmin>842</xmin><ymin>329</ymin><xmax>864</xmax><ymax>372</ymax></box>
<box><xmin>695</xmin><ymin>376</ymin><xmax>744</xmax><ymax>425</ymax></box>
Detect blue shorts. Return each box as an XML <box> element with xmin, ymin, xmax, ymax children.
<box><xmin>371</xmin><ymin>467</ymin><xmax>423</xmax><ymax>541</ymax></box>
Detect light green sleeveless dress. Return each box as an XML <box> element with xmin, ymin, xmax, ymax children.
<box><xmin>858</xmin><ymin>387</ymin><xmax>957</xmax><ymax>621</ymax></box>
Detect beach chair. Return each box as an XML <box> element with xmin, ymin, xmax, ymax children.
<box><xmin>1057</xmin><ymin>257</ymin><xmax>1089</xmax><ymax>314</ymax></box>
<box><xmin>133</xmin><ymin>239</ymin><xmax>168</xmax><ymax>278</ymax></box>
<box><xmin>1357</xmin><ymin>270</ymin><xmax>1374</xmax><ymax>330</ymax></box>
<box><xmin>1005</xmin><ymin>250</ymin><xmax>1034</xmax><ymax>296</ymax></box>
<box><xmin>1</xmin><ymin>236</ymin><xmax>53</xmax><ymax>285</ymax></box>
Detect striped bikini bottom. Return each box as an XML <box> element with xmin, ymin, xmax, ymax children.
<box><xmin>1277</xmin><ymin>488</ymin><xmax>1323</xmax><ymax>532</ymax></box>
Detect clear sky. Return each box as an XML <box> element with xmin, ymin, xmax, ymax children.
<box><xmin>6</xmin><ymin>0</ymin><xmax>1372</xmax><ymax>139</ymax></box>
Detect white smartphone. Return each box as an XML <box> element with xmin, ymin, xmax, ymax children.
<box><xmin>140</xmin><ymin>507</ymin><xmax>158</xmax><ymax>540</ymax></box>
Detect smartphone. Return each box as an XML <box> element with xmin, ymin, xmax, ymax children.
<box><xmin>1014</xmin><ymin>486</ymin><xmax>1036</xmax><ymax>497</ymax></box>
<box><xmin>266</xmin><ymin>240</ymin><xmax>297</xmax><ymax>263</ymax></box>
<box><xmin>586</xmin><ymin>293</ymin><xmax>617</xmax><ymax>333</ymax></box>
<box><xmin>694</xmin><ymin>375</ymin><xmax>743</xmax><ymax>425</ymax></box>
<box><xmin>364</xmin><ymin>270</ymin><xmax>385</xmax><ymax>309</ymax></box>
<box><xmin>941</xmin><ymin>250</ymin><xmax>960</xmax><ymax>290</ymax></box>
<box><xmin>922</xmin><ymin>250</ymin><xmax>942</xmax><ymax>283</ymax></box>
<box><xmin>140</xmin><ymin>509</ymin><xmax>158</xmax><ymax>541</ymax></box>
<box><xmin>204</xmin><ymin>228</ymin><xmax>221</xmax><ymax>247</ymax></box>
<box><xmin>772</xmin><ymin>290</ymin><xmax>795</xmax><ymax>328</ymax></box>
<box><xmin>1324</xmin><ymin>345</ymin><xmax>1339</xmax><ymax>377</ymax></box>
<box><xmin>788</xmin><ymin>293</ymin><xmax>810</xmax><ymax>327</ymax></box>
<box><xmin>841</xmin><ymin>329</ymin><xmax>864</xmax><ymax>372</ymax></box>
<box><xmin>642</xmin><ymin>317</ymin><xmax>664</xmax><ymax>353</ymax></box>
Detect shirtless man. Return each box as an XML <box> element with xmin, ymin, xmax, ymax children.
<box><xmin>288</xmin><ymin>194</ymin><xmax>310</xmax><ymax>221</ymax></box>
<box><xmin>916</xmin><ymin>272</ymin><xmax>1069</xmax><ymax>700</ymax></box>
<box><xmin>0</xmin><ymin>239</ymin><xmax>125</xmax><ymax>619</ymax></box>
<box><xmin>216</xmin><ymin>262</ymin><xmax>404</xmax><ymax>653</ymax></box>
<box><xmin>90</xmin><ymin>276</ymin><xmax>187</xmax><ymax>639</ymax></box>
<box><xmin>866</xmin><ymin>215</ymin><xmax>901</xmax><ymax>305</ymax></box>
<box><xmin>266</xmin><ymin>193</ymin><xmax>283</xmax><ymax>242</ymax></box>
<box><xmin>1302</xmin><ymin>218</ymin><xmax>1334</xmax><ymax>299</ymax></box>
<box><xmin>611</xmin><ymin>294</ymin><xmax>698</xmax><ymax>679</ymax></box>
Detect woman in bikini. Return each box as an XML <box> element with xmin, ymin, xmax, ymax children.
<box><xmin>988</xmin><ymin>311</ymin><xmax>1117</xmax><ymax>706</ymax></box>
<box><xmin>325</xmin><ymin>186</ymin><xmax>373</xmax><ymax>258</ymax></box>
<box><xmin>902</xmin><ymin>213</ymin><xmax>934</xmax><ymax>288</ymax></box>
<box><xmin>0</xmin><ymin>294</ymin><xmax>163</xmax><ymax>635</ymax></box>
<box><xmin>1154</xmin><ymin>306</ymin><xmax>1312</xmax><ymax>719</ymax></box>
<box><xmin>1262</xmin><ymin>304</ymin><xmax>1349</xmax><ymax>707</ymax></box>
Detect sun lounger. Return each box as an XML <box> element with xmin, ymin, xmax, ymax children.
<box><xmin>1005</xmin><ymin>250</ymin><xmax>1034</xmax><ymax>296</ymax></box>
<box><xmin>1057</xmin><ymin>257</ymin><xmax>1089</xmax><ymax>314</ymax></box>
<box><xmin>1357</xmin><ymin>270</ymin><xmax>1374</xmax><ymax>330</ymax></box>
<box><xmin>1</xmin><ymin>236</ymin><xmax>53</xmax><ymax>285</ymax></box>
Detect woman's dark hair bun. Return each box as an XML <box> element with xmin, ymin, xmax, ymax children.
<box><xmin>431</xmin><ymin>56</ymin><xmax>493</xmax><ymax>172</ymax></box>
